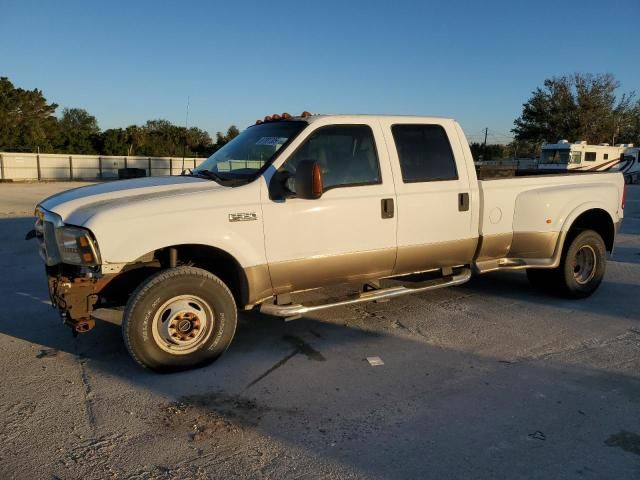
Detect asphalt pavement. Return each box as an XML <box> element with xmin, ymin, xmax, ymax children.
<box><xmin>0</xmin><ymin>182</ymin><xmax>638</xmax><ymax>479</ymax></box>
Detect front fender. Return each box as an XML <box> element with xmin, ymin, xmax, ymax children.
<box><xmin>84</xmin><ymin>192</ymin><xmax>268</xmax><ymax>269</ymax></box>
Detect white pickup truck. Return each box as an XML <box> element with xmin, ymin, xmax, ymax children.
<box><xmin>33</xmin><ymin>113</ymin><xmax>626</xmax><ymax>372</ymax></box>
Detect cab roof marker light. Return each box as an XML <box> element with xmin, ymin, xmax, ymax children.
<box><xmin>271</xmin><ymin>113</ymin><xmax>281</xmax><ymax>120</ymax></box>
<box><xmin>264</xmin><ymin>115</ymin><xmax>272</xmax><ymax>122</ymax></box>
<box><xmin>255</xmin><ymin>119</ymin><xmax>263</xmax><ymax>124</ymax></box>
<box><xmin>281</xmin><ymin>112</ymin><xmax>291</xmax><ymax>119</ymax></box>
<box><xmin>301</xmin><ymin>111</ymin><xmax>311</xmax><ymax>118</ymax></box>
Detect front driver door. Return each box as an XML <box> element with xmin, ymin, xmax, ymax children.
<box><xmin>261</xmin><ymin>120</ymin><xmax>397</xmax><ymax>295</ymax></box>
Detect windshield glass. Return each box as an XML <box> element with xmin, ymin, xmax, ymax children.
<box><xmin>540</xmin><ymin>148</ymin><xmax>571</xmax><ymax>164</ymax></box>
<box><xmin>194</xmin><ymin>121</ymin><xmax>307</xmax><ymax>179</ymax></box>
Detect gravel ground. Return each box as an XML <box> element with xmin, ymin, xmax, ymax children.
<box><xmin>0</xmin><ymin>181</ymin><xmax>639</xmax><ymax>480</ymax></box>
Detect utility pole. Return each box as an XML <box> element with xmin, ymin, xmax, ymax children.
<box><xmin>181</xmin><ymin>96</ymin><xmax>190</xmax><ymax>173</ymax></box>
<box><xmin>482</xmin><ymin>128</ymin><xmax>488</xmax><ymax>160</ymax></box>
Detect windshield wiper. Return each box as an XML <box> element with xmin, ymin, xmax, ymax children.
<box><xmin>191</xmin><ymin>170</ymin><xmax>248</xmax><ymax>186</ymax></box>
<box><xmin>192</xmin><ymin>169</ymin><xmax>226</xmax><ymax>182</ymax></box>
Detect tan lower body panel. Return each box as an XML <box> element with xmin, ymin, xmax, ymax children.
<box><xmin>509</xmin><ymin>231</ymin><xmax>559</xmax><ymax>258</ymax></box>
<box><xmin>268</xmin><ymin>248</ymin><xmax>396</xmax><ymax>295</ymax></box>
<box><xmin>476</xmin><ymin>231</ymin><xmax>559</xmax><ymax>262</ymax></box>
<box><xmin>244</xmin><ymin>264</ymin><xmax>274</xmax><ymax>305</ymax></box>
<box><xmin>392</xmin><ymin>238</ymin><xmax>478</xmax><ymax>276</ymax></box>
<box><xmin>475</xmin><ymin>233</ymin><xmax>513</xmax><ymax>262</ymax></box>
<box><xmin>474</xmin><ymin>231</ymin><xmax>561</xmax><ymax>272</ymax></box>
<box><xmin>249</xmin><ymin>233</ymin><xmax>561</xmax><ymax>304</ymax></box>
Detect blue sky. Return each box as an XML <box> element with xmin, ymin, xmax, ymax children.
<box><xmin>2</xmin><ymin>0</ymin><xmax>639</xmax><ymax>144</ymax></box>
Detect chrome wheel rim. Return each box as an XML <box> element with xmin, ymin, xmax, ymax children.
<box><xmin>573</xmin><ymin>245</ymin><xmax>597</xmax><ymax>285</ymax></box>
<box><xmin>151</xmin><ymin>295</ymin><xmax>214</xmax><ymax>355</ymax></box>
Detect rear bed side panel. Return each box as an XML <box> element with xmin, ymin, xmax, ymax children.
<box><xmin>513</xmin><ymin>183</ymin><xmax>620</xmax><ymax>234</ymax></box>
<box><xmin>475</xmin><ymin>173</ymin><xmax>623</xmax><ymax>271</ymax></box>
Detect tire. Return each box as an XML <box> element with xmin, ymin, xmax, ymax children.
<box><xmin>558</xmin><ymin>230</ymin><xmax>607</xmax><ymax>298</ymax></box>
<box><xmin>122</xmin><ymin>266</ymin><xmax>237</xmax><ymax>373</ymax></box>
<box><xmin>527</xmin><ymin>230</ymin><xmax>606</xmax><ymax>298</ymax></box>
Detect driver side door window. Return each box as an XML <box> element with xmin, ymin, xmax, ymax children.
<box><xmin>280</xmin><ymin>125</ymin><xmax>381</xmax><ymax>193</ymax></box>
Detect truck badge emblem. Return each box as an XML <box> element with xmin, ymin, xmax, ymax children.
<box><xmin>228</xmin><ymin>212</ymin><xmax>258</xmax><ymax>222</ymax></box>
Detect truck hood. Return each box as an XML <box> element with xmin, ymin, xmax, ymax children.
<box><xmin>39</xmin><ymin>176</ymin><xmax>222</xmax><ymax>225</ymax></box>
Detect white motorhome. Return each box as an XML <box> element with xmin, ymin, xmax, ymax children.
<box><xmin>619</xmin><ymin>147</ymin><xmax>640</xmax><ymax>184</ymax></box>
<box><xmin>539</xmin><ymin>140</ymin><xmax>639</xmax><ymax>183</ymax></box>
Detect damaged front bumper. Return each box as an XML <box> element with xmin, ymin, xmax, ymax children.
<box><xmin>47</xmin><ymin>268</ymin><xmax>116</xmax><ymax>334</ymax></box>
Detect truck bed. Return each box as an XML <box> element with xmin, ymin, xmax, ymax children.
<box><xmin>474</xmin><ymin>171</ymin><xmax>623</xmax><ymax>272</ymax></box>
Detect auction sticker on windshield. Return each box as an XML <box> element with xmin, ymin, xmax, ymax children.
<box><xmin>256</xmin><ymin>137</ymin><xmax>285</xmax><ymax>146</ymax></box>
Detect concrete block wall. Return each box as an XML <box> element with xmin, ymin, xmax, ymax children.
<box><xmin>0</xmin><ymin>152</ymin><xmax>205</xmax><ymax>181</ymax></box>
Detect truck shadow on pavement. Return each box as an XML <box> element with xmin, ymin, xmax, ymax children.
<box><xmin>458</xmin><ymin>269</ymin><xmax>640</xmax><ymax>323</ymax></box>
<box><xmin>2</xmin><ymin>215</ymin><xmax>640</xmax><ymax>479</ymax></box>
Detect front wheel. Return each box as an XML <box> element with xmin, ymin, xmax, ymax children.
<box><xmin>122</xmin><ymin>266</ymin><xmax>237</xmax><ymax>372</ymax></box>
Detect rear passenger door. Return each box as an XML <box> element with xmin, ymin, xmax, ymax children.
<box><xmin>379</xmin><ymin>120</ymin><xmax>477</xmax><ymax>275</ymax></box>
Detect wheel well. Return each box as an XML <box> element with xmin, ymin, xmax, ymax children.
<box><xmin>100</xmin><ymin>244</ymin><xmax>250</xmax><ymax>308</ymax></box>
<box><xmin>167</xmin><ymin>244</ymin><xmax>250</xmax><ymax>307</ymax></box>
<box><xmin>567</xmin><ymin>209</ymin><xmax>615</xmax><ymax>252</ymax></box>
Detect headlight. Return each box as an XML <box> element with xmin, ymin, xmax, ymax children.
<box><xmin>54</xmin><ymin>226</ymin><xmax>101</xmax><ymax>266</ymax></box>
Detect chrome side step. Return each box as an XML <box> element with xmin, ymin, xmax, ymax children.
<box><xmin>259</xmin><ymin>268</ymin><xmax>471</xmax><ymax>319</ymax></box>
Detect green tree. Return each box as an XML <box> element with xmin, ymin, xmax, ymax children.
<box><xmin>186</xmin><ymin>126</ymin><xmax>214</xmax><ymax>157</ymax></box>
<box><xmin>125</xmin><ymin>125</ymin><xmax>146</xmax><ymax>156</ymax></box>
<box><xmin>513</xmin><ymin>73</ymin><xmax>637</xmax><ymax>145</ymax></box>
<box><xmin>213</xmin><ymin>125</ymin><xmax>240</xmax><ymax>152</ymax></box>
<box><xmin>469</xmin><ymin>142</ymin><xmax>509</xmax><ymax>161</ymax></box>
<box><xmin>140</xmin><ymin>119</ymin><xmax>183</xmax><ymax>157</ymax></box>
<box><xmin>56</xmin><ymin>108</ymin><xmax>100</xmax><ymax>154</ymax></box>
<box><xmin>0</xmin><ymin>76</ymin><xmax>58</xmax><ymax>152</ymax></box>
<box><xmin>98</xmin><ymin>128</ymin><xmax>127</xmax><ymax>155</ymax></box>
<box><xmin>615</xmin><ymin>99</ymin><xmax>640</xmax><ymax>145</ymax></box>
<box><xmin>0</xmin><ymin>75</ymin><xmax>233</xmax><ymax>157</ymax></box>
<box><xmin>137</xmin><ymin>119</ymin><xmax>213</xmax><ymax>157</ymax></box>
<box><xmin>508</xmin><ymin>139</ymin><xmax>540</xmax><ymax>159</ymax></box>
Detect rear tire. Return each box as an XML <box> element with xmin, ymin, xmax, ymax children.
<box><xmin>559</xmin><ymin>230</ymin><xmax>606</xmax><ymax>298</ymax></box>
<box><xmin>527</xmin><ymin>229</ymin><xmax>606</xmax><ymax>299</ymax></box>
<box><xmin>122</xmin><ymin>266</ymin><xmax>237</xmax><ymax>373</ymax></box>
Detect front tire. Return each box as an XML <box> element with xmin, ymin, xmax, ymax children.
<box><xmin>123</xmin><ymin>266</ymin><xmax>237</xmax><ymax>372</ymax></box>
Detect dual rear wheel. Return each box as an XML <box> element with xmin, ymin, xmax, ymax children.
<box><xmin>526</xmin><ymin>229</ymin><xmax>607</xmax><ymax>298</ymax></box>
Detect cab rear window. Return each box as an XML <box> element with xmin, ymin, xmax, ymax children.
<box><xmin>391</xmin><ymin>124</ymin><xmax>458</xmax><ymax>182</ymax></box>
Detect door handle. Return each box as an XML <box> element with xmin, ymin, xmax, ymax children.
<box><xmin>458</xmin><ymin>193</ymin><xmax>469</xmax><ymax>212</ymax></box>
<box><xmin>381</xmin><ymin>198</ymin><xmax>394</xmax><ymax>219</ymax></box>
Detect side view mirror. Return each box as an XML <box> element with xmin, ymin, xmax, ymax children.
<box><xmin>294</xmin><ymin>160</ymin><xmax>323</xmax><ymax>199</ymax></box>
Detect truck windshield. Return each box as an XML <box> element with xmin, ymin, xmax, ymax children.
<box><xmin>193</xmin><ymin>121</ymin><xmax>307</xmax><ymax>182</ymax></box>
<box><xmin>540</xmin><ymin>148</ymin><xmax>571</xmax><ymax>164</ymax></box>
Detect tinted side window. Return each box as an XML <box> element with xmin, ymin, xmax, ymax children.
<box><xmin>391</xmin><ymin>125</ymin><xmax>458</xmax><ymax>182</ymax></box>
<box><xmin>283</xmin><ymin>125</ymin><xmax>381</xmax><ymax>190</ymax></box>
<box><xmin>585</xmin><ymin>152</ymin><xmax>596</xmax><ymax>162</ymax></box>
